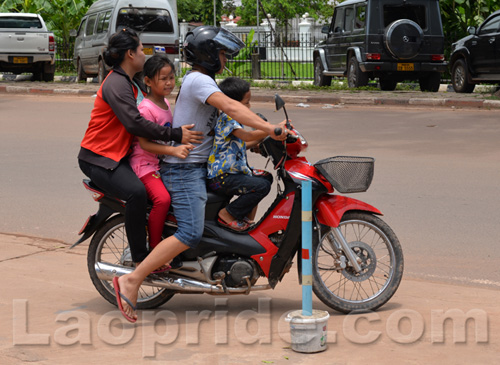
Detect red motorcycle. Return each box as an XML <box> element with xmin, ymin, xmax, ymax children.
<box><xmin>74</xmin><ymin>94</ymin><xmax>403</xmax><ymax>313</ymax></box>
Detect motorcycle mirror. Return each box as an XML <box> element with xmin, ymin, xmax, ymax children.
<box><xmin>275</xmin><ymin>94</ymin><xmax>285</xmax><ymax>111</ymax></box>
<box><xmin>275</xmin><ymin>94</ymin><xmax>291</xmax><ymax>129</ymax></box>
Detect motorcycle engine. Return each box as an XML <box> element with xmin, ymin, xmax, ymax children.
<box><xmin>213</xmin><ymin>256</ymin><xmax>258</xmax><ymax>288</ymax></box>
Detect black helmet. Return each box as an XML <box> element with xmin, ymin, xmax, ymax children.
<box><xmin>183</xmin><ymin>26</ymin><xmax>245</xmax><ymax>74</ymax></box>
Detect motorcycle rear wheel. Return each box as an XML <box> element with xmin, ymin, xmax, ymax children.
<box><xmin>312</xmin><ymin>211</ymin><xmax>404</xmax><ymax>313</ymax></box>
<box><xmin>87</xmin><ymin>215</ymin><xmax>175</xmax><ymax>309</ymax></box>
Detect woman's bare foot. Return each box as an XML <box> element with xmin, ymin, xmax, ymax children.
<box><xmin>117</xmin><ymin>275</ymin><xmax>140</xmax><ymax>321</ymax></box>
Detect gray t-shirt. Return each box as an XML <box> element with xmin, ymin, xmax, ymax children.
<box><xmin>161</xmin><ymin>71</ymin><xmax>220</xmax><ymax>164</ymax></box>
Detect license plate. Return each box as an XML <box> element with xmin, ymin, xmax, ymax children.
<box><xmin>13</xmin><ymin>57</ymin><xmax>28</xmax><ymax>64</ymax></box>
<box><xmin>397</xmin><ymin>63</ymin><xmax>414</xmax><ymax>71</ymax></box>
<box><xmin>143</xmin><ymin>47</ymin><xmax>154</xmax><ymax>55</ymax></box>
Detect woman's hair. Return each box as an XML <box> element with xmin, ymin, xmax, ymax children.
<box><xmin>103</xmin><ymin>27</ymin><xmax>140</xmax><ymax>68</ymax></box>
<box><xmin>218</xmin><ymin>77</ymin><xmax>250</xmax><ymax>102</ymax></box>
<box><xmin>143</xmin><ymin>53</ymin><xmax>175</xmax><ymax>81</ymax></box>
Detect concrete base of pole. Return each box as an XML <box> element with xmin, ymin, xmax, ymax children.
<box><xmin>285</xmin><ymin>309</ymin><xmax>330</xmax><ymax>353</ymax></box>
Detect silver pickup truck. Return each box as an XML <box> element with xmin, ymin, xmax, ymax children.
<box><xmin>0</xmin><ymin>13</ymin><xmax>55</xmax><ymax>81</ymax></box>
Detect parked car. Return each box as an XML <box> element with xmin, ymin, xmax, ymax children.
<box><xmin>450</xmin><ymin>10</ymin><xmax>500</xmax><ymax>93</ymax></box>
<box><xmin>72</xmin><ymin>0</ymin><xmax>179</xmax><ymax>83</ymax></box>
<box><xmin>313</xmin><ymin>0</ymin><xmax>447</xmax><ymax>92</ymax></box>
<box><xmin>0</xmin><ymin>13</ymin><xmax>55</xmax><ymax>81</ymax></box>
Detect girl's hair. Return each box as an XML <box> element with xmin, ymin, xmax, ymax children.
<box><xmin>143</xmin><ymin>53</ymin><xmax>175</xmax><ymax>80</ymax></box>
<box><xmin>103</xmin><ymin>27</ymin><xmax>140</xmax><ymax>68</ymax></box>
<box><xmin>218</xmin><ymin>77</ymin><xmax>250</xmax><ymax>102</ymax></box>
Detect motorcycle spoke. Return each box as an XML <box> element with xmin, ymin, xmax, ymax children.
<box><xmin>94</xmin><ymin>220</ymin><xmax>167</xmax><ymax>304</ymax></box>
<box><xmin>316</xmin><ymin>219</ymin><xmax>397</xmax><ymax>304</ymax></box>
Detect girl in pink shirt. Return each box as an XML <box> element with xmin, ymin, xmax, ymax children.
<box><xmin>129</xmin><ymin>54</ymin><xmax>193</xmax><ymax>251</ymax></box>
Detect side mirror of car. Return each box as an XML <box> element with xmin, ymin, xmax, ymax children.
<box><xmin>69</xmin><ymin>29</ymin><xmax>77</xmax><ymax>37</ymax></box>
<box><xmin>321</xmin><ymin>25</ymin><xmax>330</xmax><ymax>34</ymax></box>
<box><xmin>467</xmin><ymin>26</ymin><xmax>476</xmax><ymax>35</ymax></box>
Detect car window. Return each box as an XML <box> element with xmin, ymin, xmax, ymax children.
<box><xmin>0</xmin><ymin>16</ymin><xmax>43</xmax><ymax>29</ymax></box>
<box><xmin>86</xmin><ymin>14</ymin><xmax>97</xmax><ymax>36</ymax></box>
<box><xmin>383</xmin><ymin>4</ymin><xmax>426</xmax><ymax>29</ymax></box>
<box><xmin>96</xmin><ymin>11</ymin><xmax>112</xmax><ymax>34</ymax></box>
<box><xmin>355</xmin><ymin>5</ymin><xmax>366</xmax><ymax>30</ymax></box>
<box><xmin>333</xmin><ymin>8</ymin><xmax>345</xmax><ymax>33</ymax></box>
<box><xmin>344</xmin><ymin>7</ymin><xmax>355</xmax><ymax>33</ymax></box>
<box><xmin>77</xmin><ymin>18</ymin><xmax>87</xmax><ymax>37</ymax></box>
<box><xmin>479</xmin><ymin>16</ymin><xmax>500</xmax><ymax>35</ymax></box>
<box><xmin>116</xmin><ymin>7</ymin><xmax>174</xmax><ymax>33</ymax></box>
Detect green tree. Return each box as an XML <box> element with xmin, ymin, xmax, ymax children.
<box><xmin>0</xmin><ymin>0</ymin><xmax>45</xmax><ymax>13</ymax></box>
<box><xmin>222</xmin><ymin>0</ymin><xmax>237</xmax><ymax>16</ymax></box>
<box><xmin>0</xmin><ymin>0</ymin><xmax>92</xmax><ymax>39</ymax></box>
<box><xmin>177</xmin><ymin>0</ymin><xmax>203</xmax><ymax>23</ymax></box>
<box><xmin>236</xmin><ymin>0</ymin><xmax>333</xmax><ymax>28</ymax></box>
<box><xmin>178</xmin><ymin>0</ymin><xmax>223</xmax><ymax>24</ymax></box>
<box><xmin>440</xmin><ymin>0</ymin><xmax>500</xmax><ymax>59</ymax></box>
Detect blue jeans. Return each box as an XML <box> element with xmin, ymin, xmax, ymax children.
<box><xmin>208</xmin><ymin>172</ymin><xmax>272</xmax><ymax>221</ymax></box>
<box><xmin>160</xmin><ymin>163</ymin><xmax>207</xmax><ymax>248</ymax></box>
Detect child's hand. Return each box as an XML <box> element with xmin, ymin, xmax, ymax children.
<box><xmin>181</xmin><ymin>124</ymin><xmax>204</xmax><ymax>144</ymax></box>
<box><xmin>173</xmin><ymin>144</ymin><xmax>194</xmax><ymax>159</ymax></box>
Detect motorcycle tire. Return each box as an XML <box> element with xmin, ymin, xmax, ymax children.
<box><xmin>312</xmin><ymin>211</ymin><xmax>404</xmax><ymax>313</ymax></box>
<box><xmin>87</xmin><ymin>215</ymin><xmax>175</xmax><ymax>309</ymax></box>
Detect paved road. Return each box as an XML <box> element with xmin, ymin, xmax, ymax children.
<box><xmin>0</xmin><ymin>94</ymin><xmax>499</xmax><ymax>363</ymax></box>
<box><xmin>2</xmin><ymin>94</ymin><xmax>500</xmax><ymax>288</ymax></box>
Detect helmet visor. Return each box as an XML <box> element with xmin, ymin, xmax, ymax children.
<box><xmin>213</xmin><ymin>28</ymin><xmax>245</xmax><ymax>56</ymax></box>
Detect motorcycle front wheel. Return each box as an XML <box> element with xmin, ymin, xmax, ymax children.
<box><xmin>87</xmin><ymin>215</ymin><xmax>175</xmax><ymax>309</ymax></box>
<box><xmin>312</xmin><ymin>211</ymin><xmax>404</xmax><ymax>313</ymax></box>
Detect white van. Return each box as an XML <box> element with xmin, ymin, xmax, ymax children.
<box><xmin>73</xmin><ymin>0</ymin><xmax>179</xmax><ymax>83</ymax></box>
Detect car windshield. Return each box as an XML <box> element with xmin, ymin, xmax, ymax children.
<box><xmin>0</xmin><ymin>16</ymin><xmax>42</xmax><ymax>29</ymax></box>
<box><xmin>383</xmin><ymin>5</ymin><xmax>426</xmax><ymax>28</ymax></box>
<box><xmin>116</xmin><ymin>8</ymin><xmax>173</xmax><ymax>33</ymax></box>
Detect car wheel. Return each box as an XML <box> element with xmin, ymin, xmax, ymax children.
<box><xmin>42</xmin><ymin>71</ymin><xmax>54</xmax><ymax>82</ymax></box>
<box><xmin>98</xmin><ymin>59</ymin><xmax>108</xmax><ymax>84</ymax></box>
<box><xmin>31</xmin><ymin>71</ymin><xmax>42</xmax><ymax>81</ymax></box>
<box><xmin>451</xmin><ymin>59</ymin><xmax>475</xmax><ymax>93</ymax></box>
<box><xmin>347</xmin><ymin>56</ymin><xmax>368</xmax><ymax>88</ymax></box>
<box><xmin>314</xmin><ymin>57</ymin><xmax>332</xmax><ymax>87</ymax></box>
<box><xmin>419</xmin><ymin>72</ymin><xmax>441</xmax><ymax>92</ymax></box>
<box><xmin>379</xmin><ymin>77</ymin><xmax>398</xmax><ymax>91</ymax></box>
<box><xmin>384</xmin><ymin>19</ymin><xmax>424</xmax><ymax>59</ymax></box>
<box><xmin>76</xmin><ymin>59</ymin><xmax>87</xmax><ymax>82</ymax></box>
<box><xmin>31</xmin><ymin>64</ymin><xmax>43</xmax><ymax>81</ymax></box>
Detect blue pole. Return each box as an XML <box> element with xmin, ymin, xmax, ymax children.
<box><xmin>301</xmin><ymin>179</ymin><xmax>313</xmax><ymax>316</ymax></box>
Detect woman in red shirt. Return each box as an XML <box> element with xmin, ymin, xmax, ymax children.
<box><xmin>78</xmin><ymin>28</ymin><xmax>202</xmax><ymax>264</ymax></box>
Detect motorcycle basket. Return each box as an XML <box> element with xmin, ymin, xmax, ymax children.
<box><xmin>314</xmin><ymin>156</ymin><xmax>375</xmax><ymax>193</ymax></box>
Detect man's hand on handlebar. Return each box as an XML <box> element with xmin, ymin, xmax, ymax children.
<box><xmin>181</xmin><ymin>124</ymin><xmax>204</xmax><ymax>145</ymax></box>
<box><xmin>270</xmin><ymin>120</ymin><xmax>291</xmax><ymax>141</ymax></box>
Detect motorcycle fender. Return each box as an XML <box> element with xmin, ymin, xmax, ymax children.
<box><xmin>315</xmin><ymin>194</ymin><xmax>382</xmax><ymax>228</ymax></box>
<box><xmin>70</xmin><ymin>205</ymin><xmax>115</xmax><ymax>248</ymax></box>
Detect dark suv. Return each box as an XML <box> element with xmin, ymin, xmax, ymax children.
<box><xmin>313</xmin><ymin>0</ymin><xmax>447</xmax><ymax>92</ymax></box>
<box><xmin>450</xmin><ymin>10</ymin><xmax>500</xmax><ymax>93</ymax></box>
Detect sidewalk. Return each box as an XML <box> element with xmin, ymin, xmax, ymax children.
<box><xmin>2</xmin><ymin>75</ymin><xmax>500</xmax><ymax>110</ymax></box>
<box><xmin>0</xmin><ymin>232</ymin><xmax>498</xmax><ymax>364</ymax></box>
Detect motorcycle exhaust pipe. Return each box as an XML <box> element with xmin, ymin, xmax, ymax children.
<box><xmin>95</xmin><ymin>262</ymin><xmax>218</xmax><ymax>293</ymax></box>
<box><xmin>95</xmin><ymin>262</ymin><xmax>270</xmax><ymax>294</ymax></box>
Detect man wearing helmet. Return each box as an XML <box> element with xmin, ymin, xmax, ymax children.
<box><xmin>114</xmin><ymin>26</ymin><xmax>286</xmax><ymax>322</ymax></box>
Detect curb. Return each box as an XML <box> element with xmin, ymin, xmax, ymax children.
<box><xmin>0</xmin><ymin>85</ymin><xmax>97</xmax><ymax>96</ymax></box>
<box><xmin>251</xmin><ymin>93</ymin><xmax>500</xmax><ymax>109</ymax></box>
<box><xmin>1</xmin><ymin>75</ymin><xmax>499</xmax><ymax>109</ymax></box>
